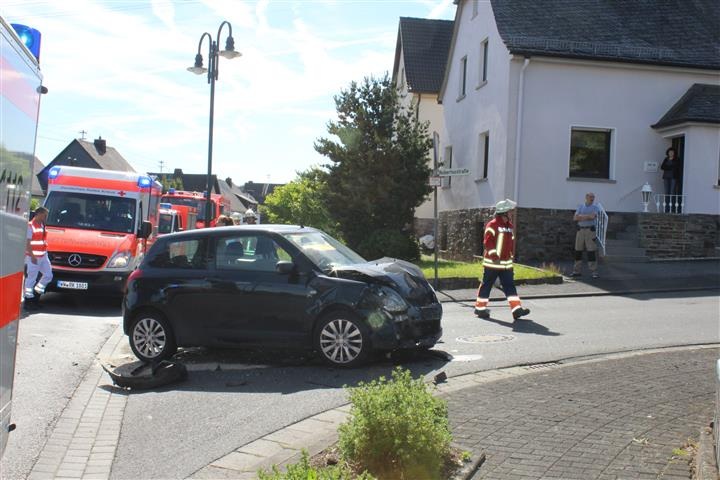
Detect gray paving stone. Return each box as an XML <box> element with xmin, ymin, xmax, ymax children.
<box><xmin>456</xmin><ymin>347</ymin><xmax>717</xmax><ymax>479</ymax></box>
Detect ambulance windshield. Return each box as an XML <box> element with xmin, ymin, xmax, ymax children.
<box><xmin>44</xmin><ymin>192</ymin><xmax>137</xmax><ymax>234</ymax></box>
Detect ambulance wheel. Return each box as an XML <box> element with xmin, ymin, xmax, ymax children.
<box><xmin>129</xmin><ymin>311</ymin><xmax>177</xmax><ymax>363</ymax></box>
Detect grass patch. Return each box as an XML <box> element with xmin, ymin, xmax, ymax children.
<box><xmin>417</xmin><ymin>255</ymin><xmax>558</xmax><ymax>281</ymax></box>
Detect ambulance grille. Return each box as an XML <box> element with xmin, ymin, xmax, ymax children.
<box><xmin>49</xmin><ymin>252</ymin><xmax>107</xmax><ymax>269</ymax></box>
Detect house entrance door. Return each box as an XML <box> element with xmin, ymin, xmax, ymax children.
<box><xmin>671</xmin><ymin>136</ymin><xmax>685</xmax><ymax>195</ymax></box>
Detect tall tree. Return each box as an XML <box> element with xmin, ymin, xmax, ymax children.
<box><xmin>314</xmin><ymin>74</ymin><xmax>432</xmax><ymax>255</ymax></box>
<box><xmin>261</xmin><ymin>167</ymin><xmax>339</xmax><ymax>237</ymax></box>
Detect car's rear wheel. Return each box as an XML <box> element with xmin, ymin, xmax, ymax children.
<box><xmin>129</xmin><ymin>312</ymin><xmax>177</xmax><ymax>363</ymax></box>
<box><xmin>315</xmin><ymin>312</ymin><xmax>370</xmax><ymax>367</ymax></box>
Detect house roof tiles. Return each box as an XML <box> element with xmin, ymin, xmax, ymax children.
<box><xmin>76</xmin><ymin>139</ymin><xmax>135</xmax><ymax>172</ymax></box>
<box><xmin>490</xmin><ymin>0</ymin><xmax>720</xmax><ymax>70</ymax></box>
<box><xmin>394</xmin><ymin>17</ymin><xmax>454</xmax><ymax>93</ymax></box>
<box><xmin>652</xmin><ymin>83</ymin><xmax>720</xmax><ymax>129</ymax></box>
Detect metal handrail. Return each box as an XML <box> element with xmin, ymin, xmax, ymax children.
<box><xmin>595</xmin><ymin>202</ymin><xmax>608</xmax><ymax>256</ymax></box>
<box><xmin>654</xmin><ymin>194</ymin><xmax>686</xmax><ymax>214</ymax></box>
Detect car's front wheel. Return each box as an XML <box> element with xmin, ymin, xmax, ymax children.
<box><xmin>315</xmin><ymin>312</ymin><xmax>370</xmax><ymax>367</ymax></box>
<box><xmin>129</xmin><ymin>312</ymin><xmax>177</xmax><ymax>363</ymax></box>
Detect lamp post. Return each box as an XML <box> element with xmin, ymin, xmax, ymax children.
<box><xmin>187</xmin><ymin>21</ymin><xmax>241</xmax><ymax>227</ymax></box>
<box><xmin>641</xmin><ymin>182</ymin><xmax>652</xmax><ymax>213</ymax></box>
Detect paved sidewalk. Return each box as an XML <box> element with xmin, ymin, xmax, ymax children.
<box><xmin>26</xmin><ymin>327</ymin><xmax>128</xmax><ymax>480</ymax></box>
<box><xmin>190</xmin><ymin>346</ymin><xmax>718</xmax><ymax>479</ymax></box>
<box><xmin>449</xmin><ymin>347</ymin><xmax>718</xmax><ymax>480</ymax></box>
<box><xmin>437</xmin><ymin>259</ymin><xmax>720</xmax><ymax>303</ymax></box>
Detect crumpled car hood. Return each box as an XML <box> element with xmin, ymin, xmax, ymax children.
<box><xmin>332</xmin><ymin>258</ymin><xmax>434</xmax><ymax>303</ymax></box>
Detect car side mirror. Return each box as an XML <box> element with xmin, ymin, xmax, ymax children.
<box><xmin>276</xmin><ymin>261</ymin><xmax>295</xmax><ymax>275</ymax></box>
<box><xmin>138</xmin><ymin>221</ymin><xmax>153</xmax><ymax>239</ymax></box>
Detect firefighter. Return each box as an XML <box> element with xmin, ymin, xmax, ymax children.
<box><xmin>25</xmin><ymin>206</ymin><xmax>53</xmax><ymax>307</ymax></box>
<box><xmin>474</xmin><ymin>199</ymin><xmax>531</xmax><ymax>321</ymax></box>
<box><xmin>244</xmin><ymin>209</ymin><xmax>258</xmax><ymax>225</ymax></box>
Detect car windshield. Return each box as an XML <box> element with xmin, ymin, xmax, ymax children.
<box><xmin>283</xmin><ymin>231</ymin><xmax>365</xmax><ymax>272</ymax></box>
<box><xmin>158</xmin><ymin>213</ymin><xmax>174</xmax><ymax>234</ymax></box>
<box><xmin>44</xmin><ymin>191</ymin><xmax>136</xmax><ymax>234</ymax></box>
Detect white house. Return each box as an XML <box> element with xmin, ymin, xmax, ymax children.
<box><xmin>434</xmin><ymin>0</ymin><xmax>720</xmax><ymax>260</ymax></box>
<box><xmin>391</xmin><ymin>17</ymin><xmax>453</xmax><ymax>233</ymax></box>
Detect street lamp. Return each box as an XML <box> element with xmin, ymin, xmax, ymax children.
<box><xmin>187</xmin><ymin>21</ymin><xmax>241</xmax><ymax>227</ymax></box>
<box><xmin>641</xmin><ymin>182</ymin><xmax>652</xmax><ymax>213</ymax></box>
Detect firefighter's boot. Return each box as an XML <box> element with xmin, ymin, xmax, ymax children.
<box><xmin>512</xmin><ymin>307</ymin><xmax>531</xmax><ymax>320</ymax></box>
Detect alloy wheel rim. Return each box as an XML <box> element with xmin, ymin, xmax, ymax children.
<box><xmin>320</xmin><ymin>319</ymin><xmax>363</xmax><ymax>364</ymax></box>
<box><xmin>133</xmin><ymin>317</ymin><xmax>166</xmax><ymax>359</ymax></box>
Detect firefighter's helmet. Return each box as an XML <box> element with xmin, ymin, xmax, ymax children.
<box><xmin>494</xmin><ymin>199</ymin><xmax>517</xmax><ymax>214</ymax></box>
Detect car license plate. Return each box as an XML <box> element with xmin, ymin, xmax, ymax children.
<box><xmin>57</xmin><ymin>280</ymin><xmax>89</xmax><ymax>290</ymax></box>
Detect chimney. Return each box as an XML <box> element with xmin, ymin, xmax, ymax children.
<box><xmin>94</xmin><ymin>136</ymin><xmax>106</xmax><ymax>155</ymax></box>
<box><xmin>225</xmin><ymin>177</ymin><xmax>233</xmax><ymax>187</ymax></box>
<box><xmin>173</xmin><ymin>168</ymin><xmax>183</xmax><ymax>178</ymax></box>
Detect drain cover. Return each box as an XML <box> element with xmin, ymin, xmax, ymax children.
<box><xmin>456</xmin><ymin>334</ymin><xmax>515</xmax><ymax>344</ymax></box>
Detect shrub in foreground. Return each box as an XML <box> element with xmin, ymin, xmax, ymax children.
<box><xmin>338</xmin><ymin>367</ymin><xmax>452</xmax><ymax>479</ymax></box>
<box><xmin>257</xmin><ymin>450</ymin><xmax>375</xmax><ymax>480</ymax></box>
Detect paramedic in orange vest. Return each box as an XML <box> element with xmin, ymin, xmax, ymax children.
<box><xmin>474</xmin><ymin>199</ymin><xmax>531</xmax><ymax>321</ymax></box>
<box><xmin>25</xmin><ymin>206</ymin><xmax>53</xmax><ymax>303</ymax></box>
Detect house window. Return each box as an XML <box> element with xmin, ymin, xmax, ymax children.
<box><xmin>477</xmin><ymin>132</ymin><xmax>489</xmax><ymax>180</ymax></box>
<box><xmin>569</xmin><ymin>128</ymin><xmax>612</xmax><ymax>179</ymax></box>
<box><xmin>472</xmin><ymin>0</ymin><xmax>479</xmax><ymax>18</ymax></box>
<box><xmin>479</xmin><ymin>39</ymin><xmax>488</xmax><ymax>85</ymax></box>
<box><xmin>442</xmin><ymin>146</ymin><xmax>453</xmax><ymax>188</ymax></box>
<box><xmin>458</xmin><ymin>56</ymin><xmax>467</xmax><ymax>99</ymax></box>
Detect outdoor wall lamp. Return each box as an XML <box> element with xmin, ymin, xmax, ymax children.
<box><xmin>187</xmin><ymin>21</ymin><xmax>241</xmax><ymax>227</ymax></box>
<box><xmin>641</xmin><ymin>182</ymin><xmax>652</xmax><ymax>212</ymax></box>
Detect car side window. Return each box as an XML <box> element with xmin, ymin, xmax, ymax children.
<box><xmin>216</xmin><ymin>235</ymin><xmax>290</xmax><ymax>272</ymax></box>
<box><xmin>148</xmin><ymin>238</ymin><xmax>208</xmax><ymax>269</ymax></box>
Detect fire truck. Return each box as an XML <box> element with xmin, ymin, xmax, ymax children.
<box><xmin>0</xmin><ymin>16</ymin><xmax>45</xmax><ymax>456</ymax></box>
<box><xmin>43</xmin><ymin>166</ymin><xmax>162</xmax><ymax>293</ymax></box>
<box><xmin>160</xmin><ymin>189</ymin><xmax>230</xmax><ymax>228</ymax></box>
<box><xmin>157</xmin><ymin>203</ymin><xmax>197</xmax><ymax>235</ymax></box>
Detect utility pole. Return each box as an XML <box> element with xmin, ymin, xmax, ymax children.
<box><xmin>159</xmin><ymin>160</ymin><xmax>165</xmax><ymax>173</ymax></box>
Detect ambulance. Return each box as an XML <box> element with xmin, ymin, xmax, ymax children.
<box><xmin>43</xmin><ymin>166</ymin><xmax>162</xmax><ymax>293</ymax></box>
<box><xmin>1</xmin><ymin>15</ymin><xmax>45</xmax><ymax>457</ymax></box>
<box><xmin>161</xmin><ymin>188</ymin><xmax>230</xmax><ymax>228</ymax></box>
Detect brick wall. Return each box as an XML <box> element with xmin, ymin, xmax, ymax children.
<box><xmin>430</xmin><ymin>207</ymin><xmax>719</xmax><ymax>262</ymax></box>
<box><xmin>638</xmin><ymin>213</ymin><xmax>719</xmax><ymax>258</ymax></box>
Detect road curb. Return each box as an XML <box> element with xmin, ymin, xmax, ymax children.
<box><xmin>27</xmin><ymin>324</ymin><xmax>127</xmax><ymax>480</ymax></box>
<box><xmin>188</xmin><ymin>344</ymin><xmax>719</xmax><ymax>479</ymax></box>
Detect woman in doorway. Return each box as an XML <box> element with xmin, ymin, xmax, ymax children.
<box><xmin>660</xmin><ymin>147</ymin><xmax>680</xmax><ymax>195</ymax></box>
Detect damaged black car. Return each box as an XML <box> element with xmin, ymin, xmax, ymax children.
<box><xmin>123</xmin><ymin>225</ymin><xmax>442</xmax><ymax>367</ymax></box>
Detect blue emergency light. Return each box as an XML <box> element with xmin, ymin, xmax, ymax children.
<box><xmin>11</xmin><ymin>24</ymin><xmax>42</xmax><ymax>62</ymax></box>
<box><xmin>137</xmin><ymin>176</ymin><xmax>152</xmax><ymax>188</ymax></box>
<box><xmin>48</xmin><ymin>167</ymin><xmax>61</xmax><ymax>179</ymax></box>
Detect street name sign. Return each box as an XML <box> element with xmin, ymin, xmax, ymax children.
<box><xmin>438</xmin><ymin>168</ymin><xmax>470</xmax><ymax>177</ymax></box>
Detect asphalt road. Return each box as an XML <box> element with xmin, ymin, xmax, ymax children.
<box><xmin>106</xmin><ymin>290</ymin><xmax>719</xmax><ymax>480</ymax></box>
<box><xmin>0</xmin><ymin>294</ymin><xmax>119</xmax><ymax>480</ymax></box>
<box><xmin>2</xmin><ymin>290</ymin><xmax>716</xmax><ymax>479</ymax></box>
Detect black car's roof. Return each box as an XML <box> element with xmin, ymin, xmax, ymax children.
<box><xmin>156</xmin><ymin>224</ymin><xmax>321</xmax><ymax>241</ymax></box>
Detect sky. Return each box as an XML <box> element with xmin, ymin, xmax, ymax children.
<box><xmin>2</xmin><ymin>0</ymin><xmax>455</xmax><ymax>185</ymax></box>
